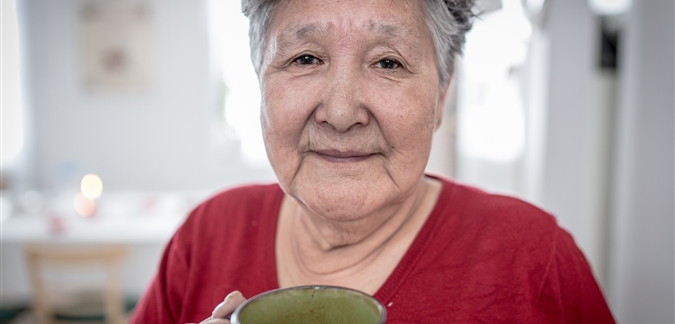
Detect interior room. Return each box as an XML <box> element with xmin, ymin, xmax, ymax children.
<box><xmin>1</xmin><ymin>0</ymin><xmax>673</xmax><ymax>322</ymax></box>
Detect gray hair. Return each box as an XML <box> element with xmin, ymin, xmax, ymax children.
<box><xmin>241</xmin><ymin>0</ymin><xmax>475</xmax><ymax>86</ymax></box>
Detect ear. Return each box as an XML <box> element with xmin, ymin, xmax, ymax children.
<box><xmin>434</xmin><ymin>78</ymin><xmax>452</xmax><ymax>131</ymax></box>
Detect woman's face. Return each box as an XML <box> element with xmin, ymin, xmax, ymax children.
<box><xmin>261</xmin><ymin>0</ymin><xmax>446</xmax><ymax>221</ymax></box>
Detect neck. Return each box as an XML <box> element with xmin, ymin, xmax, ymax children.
<box><xmin>276</xmin><ymin>177</ymin><xmax>441</xmax><ymax>288</ymax></box>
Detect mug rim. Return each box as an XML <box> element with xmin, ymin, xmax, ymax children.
<box><xmin>230</xmin><ymin>285</ymin><xmax>387</xmax><ymax>324</ymax></box>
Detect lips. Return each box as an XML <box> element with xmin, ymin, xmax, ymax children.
<box><xmin>311</xmin><ymin>149</ymin><xmax>377</xmax><ymax>163</ymax></box>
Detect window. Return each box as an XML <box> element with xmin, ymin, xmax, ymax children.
<box><xmin>209</xmin><ymin>0</ymin><xmax>267</xmax><ymax>165</ymax></box>
<box><xmin>455</xmin><ymin>0</ymin><xmax>533</xmax><ymax>195</ymax></box>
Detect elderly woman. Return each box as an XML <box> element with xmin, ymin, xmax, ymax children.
<box><xmin>131</xmin><ymin>0</ymin><xmax>614</xmax><ymax>323</ymax></box>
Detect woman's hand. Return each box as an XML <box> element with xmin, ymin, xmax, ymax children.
<box><xmin>198</xmin><ymin>291</ymin><xmax>247</xmax><ymax>324</ymax></box>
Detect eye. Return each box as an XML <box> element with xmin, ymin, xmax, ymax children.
<box><xmin>375</xmin><ymin>58</ymin><xmax>401</xmax><ymax>69</ymax></box>
<box><xmin>293</xmin><ymin>54</ymin><xmax>322</xmax><ymax>65</ymax></box>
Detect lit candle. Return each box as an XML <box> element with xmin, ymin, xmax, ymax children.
<box><xmin>81</xmin><ymin>174</ymin><xmax>103</xmax><ymax>200</ymax></box>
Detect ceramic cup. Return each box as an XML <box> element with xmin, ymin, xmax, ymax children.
<box><xmin>229</xmin><ymin>286</ymin><xmax>386</xmax><ymax>324</ymax></box>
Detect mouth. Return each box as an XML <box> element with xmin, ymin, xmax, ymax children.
<box><xmin>311</xmin><ymin>149</ymin><xmax>378</xmax><ymax>163</ymax></box>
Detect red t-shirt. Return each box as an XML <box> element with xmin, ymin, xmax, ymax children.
<box><xmin>131</xmin><ymin>177</ymin><xmax>615</xmax><ymax>323</ymax></box>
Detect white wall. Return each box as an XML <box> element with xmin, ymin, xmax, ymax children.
<box><xmin>18</xmin><ymin>0</ymin><xmax>275</xmax><ymax>192</ymax></box>
<box><xmin>606</xmin><ymin>0</ymin><xmax>675</xmax><ymax>322</ymax></box>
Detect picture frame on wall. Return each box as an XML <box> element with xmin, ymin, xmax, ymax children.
<box><xmin>80</xmin><ymin>1</ymin><xmax>152</xmax><ymax>92</ymax></box>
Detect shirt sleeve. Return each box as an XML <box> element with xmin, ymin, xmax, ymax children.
<box><xmin>129</xmin><ymin>234</ymin><xmax>190</xmax><ymax>324</ymax></box>
<box><xmin>536</xmin><ymin>228</ymin><xmax>616</xmax><ymax>323</ymax></box>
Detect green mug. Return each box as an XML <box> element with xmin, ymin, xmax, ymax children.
<box><xmin>230</xmin><ymin>286</ymin><xmax>386</xmax><ymax>324</ymax></box>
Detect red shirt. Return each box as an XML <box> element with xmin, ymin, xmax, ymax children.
<box><xmin>131</xmin><ymin>177</ymin><xmax>615</xmax><ymax>323</ymax></box>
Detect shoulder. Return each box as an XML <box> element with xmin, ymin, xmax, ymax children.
<box><xmin>436</xmin><ymin>177</ymin><xmax>559</xmax><ymax>240</ymax></box>
<box><xmin>136</xmin><ymin>183</ymin><xmax>284</xmax><ymax>324</ymax></box>
<box><xmin>174</xmin><ymin>182</ymin><xmax>283</xmax><ymax>243</ymax></box>
<box><xmin>430</xmin><ymin>177</ymin><xmax>562</xmax><ymax>289</ymax></box>
<box><xmin>394</xmin><ymin>176</ymin><xmax>614</xmax><ymax>322</ymax></box>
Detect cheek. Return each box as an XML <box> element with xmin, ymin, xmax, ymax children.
<box><xmin>263</xmin><ymin>80</ymin><xmax>306</xmax><ymax>143</ymax></box>
<box><xmin>262</xmin><ymin>75</ymin><xmax>327</xmax><ymax>131</ymax></box>
<box><xmin>261</xmin><ymin>78</ymin><xmax>322</xmax><ymax>181</ymax></box>
<box><xmin>373</xmin><ymin>82</ymin><xmax>438</xmax><ymax>156</ymax></box>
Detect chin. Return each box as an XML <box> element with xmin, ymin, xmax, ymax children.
<box><xmin>292</xmin><ymin>173</ymin><xmax>397</xmax><ymax>222</ymax></box>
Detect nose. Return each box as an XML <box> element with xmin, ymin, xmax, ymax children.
<box><xmin>313</xmin><ymin>66</ymin><xmax>370</xmax><ymax>133</ymax></box>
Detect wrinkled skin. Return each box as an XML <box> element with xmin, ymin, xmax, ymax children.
<box><xmin>262</xmin><ymin>0</ymin><xmax>444</xmax><ymax>229</ymax></box>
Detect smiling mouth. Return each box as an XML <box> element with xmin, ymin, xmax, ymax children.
<box><xmin>311</xmin><ymin>149</ymin><xmax>378</xmax><ymax>163</ymax></box>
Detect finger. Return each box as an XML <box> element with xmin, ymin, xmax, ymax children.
<box><xmin>212</xmin><ymin>291</ymin><xmax>246</xmax><ymax>319</ymax></box>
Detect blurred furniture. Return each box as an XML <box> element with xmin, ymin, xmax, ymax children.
<box><xmin>1</xmin><ymin>191</ymin><xmax>205</xmax><ymax>309</ymax></box>
<box><xmin>24</xmin><ymin>245</ymin><xmax>129</xmax><ymax>324</ymax></box>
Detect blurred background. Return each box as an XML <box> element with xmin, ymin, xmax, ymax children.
<box><xmin>1</xmin><ymin>0</ymin><xmax>672</xmax><ymax>323</ymax></box>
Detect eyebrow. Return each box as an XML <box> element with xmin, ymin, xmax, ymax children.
<box><xmin>272</xmin><ymin>23</ymin><xmax>326</xmax><ymax>55</ymax></box>
<box><xmin>294</xmin><ymin>24</ymin><xmax>324</xmax><ymax>40</ymax></box>
<box><xmin>273</xmin><ymin>20</ymin><xmax>420</xmax><ymax>54</ymax></box>
<box><xmin>367</xmin><ymin>21</ymin><xmax>417</xmax><ymax>40</ymax></box>
<box><xmin>267</xmin><ymin>24</ymin><xmax>316</xmax><ymax>59</ymax></box>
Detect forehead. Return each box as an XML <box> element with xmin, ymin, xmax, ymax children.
<box><xmin>268</xmin><ymin>0</ymin><xmax>429</xmax><ymax>46</ymax></box>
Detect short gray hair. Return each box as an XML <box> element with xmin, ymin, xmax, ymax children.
<box><xmin>241</xmin><ymin>0</ymin><xmax>475</xmax><ymax>86</ymax></box>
